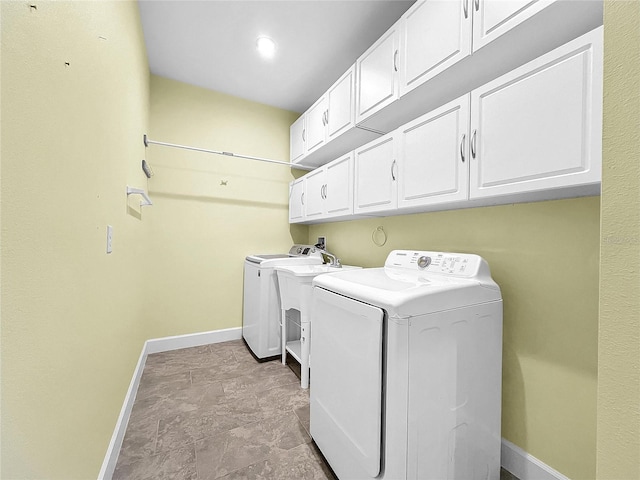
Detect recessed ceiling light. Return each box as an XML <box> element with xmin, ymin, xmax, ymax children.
<box><xmin>256</xmin><ymin>36</ymin><xmax>276</xmax><ymax>59</ymax></box>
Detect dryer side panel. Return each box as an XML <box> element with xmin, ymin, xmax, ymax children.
<box><xmin>310</xmin><ymin>287</ymin><xmax>384</xmax><ymax>479</ymax></box>
<box><xmin>242</xmin><ymin>262</ymin><xmax>282</xmax><ymax>359</ymax></box>
<box><xmin>407</xmin><ymin>301</ymin><xmax>503</xmax><ymax>480</ymax></box>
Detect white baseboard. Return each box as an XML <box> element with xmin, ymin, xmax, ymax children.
<box><xmin>97</xmin><ymin>327</ymin><xmax>243</xmax><ymax>480</ymax></box>
<box><xmin>97</xmin><ymin>343</ymin><xmax>149</xmax><ymax>480</ymax></box>
<box><xmin>145</xmin><ymin>327</ymin><xmax>242</xmax><ymax>354</ymax></box>
<box><xmin>502</xmin><ymin>438</ymin><xmax>570</xmax><ymax>480</ymax></box>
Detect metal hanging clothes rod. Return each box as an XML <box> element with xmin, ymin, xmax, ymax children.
<box><xmin>143</xmin><ymin>135</ymin><xmax>313</xmax><ymax>171</ymax></box>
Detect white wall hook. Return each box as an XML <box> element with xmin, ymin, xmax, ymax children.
<box><xmin>126</xmin><ymin>186</ymin><xmax>152</xmax><ymax>206</ymax></box>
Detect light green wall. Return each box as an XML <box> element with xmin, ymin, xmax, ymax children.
<box><xmin>597</xmin><ymin>1</ymin><xmax>640</xmax><ymax>478</ymax></box>
<box><xmin>310</xmin><ymin>197</ymin><xmax>600</xmax><ymax>479</ymax></box>
<box><xmin>1</xmin><ymin>1</ymin><xmax>150</xmax><ymax>478</ymax></box>
<box><xmin>2</xmin><ymin>1</ymin><xmax>637</xmax><ymax>479</ymax></box>
<box><xmin>144</xmin><ymin>75</ymin><xmax>304</xmax><ymax>338</ymax></box>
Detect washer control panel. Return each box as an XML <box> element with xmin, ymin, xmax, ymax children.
<box><xmin>385</xmin><ymin>250</ymin><xmax>484</xmax><ymax>277</ymax></box>
<box><xmin>288</xmin><ymin>244</ymin><xmax>322</xmax><ymax>257</ymax></box>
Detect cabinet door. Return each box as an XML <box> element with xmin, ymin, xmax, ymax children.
<box><xmin>288</xmin><ymin>178</ymin><xmax>305</xmax><ymax>223</ymax></box>
<box><xmin>305</xmin><ymin>96</ymin><xmax>328</xmax><ymax>155</ymax></box>
<box><xmin>325</xmin><ymin>153</ymin><xmax>354</xmax><ymax>217</ymax></box>
<box><xmin>354</xmin><ymin>132</ymin><xmax>398</xmax><ymax>214</ymax></box>
<box><xmin>290</xmin><ymin>115</ymin><xmax>305</xmax><ymax>163</ymax></box>
<box><xmin>356</xmin><ymin>21</ymin><xmax>400</xmax><ymax>124</ymax></box>
<box><xmin>400</xmin><ymin>0</ymin><xmax>472</xmax><ymax>96</ymax></box>
<box><xmin>304</xmin><ymin>168</ymin><xmax>327</xmax><ymax>220</ymax></box>
<box><xmin>473</xmin><ymin>0</ymin><xmax>555</xmax><ymax>52</ymax></box>
<box><xmin>398</xmin><ymin>95</ymin><xmax>470</xmax><ymax>209</ymax></box>
<box><xmin>469</xmin><ymin>28</ymin><xmax>603</xmax><ymax>199</ymax></box>
<box><xmin>327</xmin><ymin>66</ymin><xmax>355</xmax><ymax>141</ymax></box>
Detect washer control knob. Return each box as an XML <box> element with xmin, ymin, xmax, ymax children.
<box><xmin>297</xmin><ymin>247</ymin><xmax>302</xmax><ymax>254</ymax></box>
<box><xmin>417</xmin><ymin>256</ymin><xmax>431</xmax><ymax>269</ymax></box>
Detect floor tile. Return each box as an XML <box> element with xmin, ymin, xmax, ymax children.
<box><xmin>113</xmin><ymin>444</ymin><xmax>197</xmax><ymax>480</ymax></box>
<box><xmin>137</xmin><ymin>371</ymin><xmax>192</xmax><ymax>397</ymax></box>
<box><xmin>294</xmin><ymin>404</ymin><xmax>311</xmax><ymax>436</ymax></box>
<box><xmin>116</xmin><ymin>339</ymin><xmax>521</xmax><ymax>480</ymax></box>
<box><xmin>194</xmin><ymin>411</ymin><xmax>311</xmax><ymax>480</ymax></box>
<box><xmin>131</xmin><ymin>381</ymin><xmax>226</xmax><ymax>424</ymax></box>
<box><xmin>221</xmin><ymin>367</ymin><xmax>299</xmax><ymax>396</ymax></box>
<box><xmin>117</xmin><ymin>415</ymin><xmax>158</xmax><ymax>463</ymax></box>
<box><xmin>156</xmin><ymin>394</ymin><xmax>264</xmax><ymax>453</ymax></box>
<box><xmin>217</xmin><ymin>442</ymin><xmax>336</xmax><ymax>480</ymax></box>
<box><xmin>256</xmin><ymin>382</ymin><xmax>310</xmax><ymax>418</ymax></box>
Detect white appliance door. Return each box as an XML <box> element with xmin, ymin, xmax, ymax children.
<box><xmin>310</xmin><ymin>287</ymin><xmax>384</xmax><ymax>479</ymax></box>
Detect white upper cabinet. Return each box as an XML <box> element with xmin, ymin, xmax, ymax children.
<box><xmin>327</xmin><ymin>68</ymin><xmax>355</xmax><ymax>141</ymax></box>
<box><xmin>354</xmin><ymin>132</ymin><xmax>398</xmax><ymax>215</ymax></box>
<box><xmin>400</xmin><ymin>0</ymin><xmax>472</xmax><ymax>96</ymax></box>
<box><xmin>356</xmin><ymin>0</ymin><xmax>602</xmax><ymax>133</ymax></box>
<box><xmin>304</xmin><ymin>66</ymin><xmax>357</xmax><ymax>156</ymax></box>
<box><xmin>325</xmin><ymin>153</ymin><xmax>354</xmax><ymax>217</ymax></box>
<box><xmin>398</xmin><ymin>95</ymin><xmax>470</xmax><ymax>210</ymax></box>
<box><xmin>355</xmin><ymin>21</ymin><xmax>401</xmax><ymax>125</ymax></box>
<box><xmin>290</xmin><ymin>115</ymin><xmax>305</xmax><ymax>163</ymax></box>
<box><xmin>469</xmin><ymin>27</ymin><xmax>603</xmax><ymax>200</ymax></box>
<box><xmin>473</xmin><ymin>0</ymin><xmax>555</xmax><ymax>51</ymax></box>
<box><xmin>292</xmin><ymin>65</ymin><xmax>380</xmax><ymax>168</ymax></box>
<box><xmin>288</xmin><ymin>177</ymin><xmax>305</xmax><ymax>223</ymax></box>
<box><xmin>303</xmin><ymin>167</ymin><xmax>326</xmax><ymax>220</ymax></box>
<box><xmin>305</xmin><ymin>95</ymin><xmax>329</xmax><ymax>155</ymax></box>
<box><xmin>290</xmin><ymin>153</ymin><xmax>355</xmax><ymax>224</ymax></box>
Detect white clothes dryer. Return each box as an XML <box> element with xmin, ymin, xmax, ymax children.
<box><xmin>310</xmin><ymin>250</ymin><xmax>503</xmax><ymax>480</ymax></box>
<box><xmin>242</xmin><ymin>245</ymin><xmax>322</xmax><ymax>360</ymax></box>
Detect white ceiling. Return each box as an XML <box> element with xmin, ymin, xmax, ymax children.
<box><xmin>138</xmin><ymin>0</ymin><xmax>414</xmax><ymax>114</ymax></box>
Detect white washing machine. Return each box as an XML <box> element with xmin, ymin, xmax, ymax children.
<box><xmin>242</xmin><ymin>245</ymin><xmax>323</xmax><ymax>360</ymax></box>
<box><xmin>310</xmin><ymin>250</ymin><xmax>503</xmax><ymax>480</ymax></box>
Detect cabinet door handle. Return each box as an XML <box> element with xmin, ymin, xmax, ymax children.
<box><xmin>463</xmin><ymin>0</ymin><xmax>469</xmax><ymax>19</ymax></box>
<box><xmin>323</xmin><ymin>184</ymin><xmax>328</xmax><ymax>199</ymax></box>
<box><xmin>391</xmin><ymin>160</ymin><xmax>397</xmax><ymax>181</ymax></box>
<box><xmin>474</xmin><ymin>0</ymin><xmax>479</xmax><ymax>12</ymax></box>
<box><xmin>325</xmin><ymin>110</ymin><xmax>329</xmax><ymax>126</ymax></box>
<box><xmin>471</xmin><ymin>130</ymin><xmax>477</xmax><ymax>159</ymax></box>
<box><xmin>302</xmin><ymin>129</ymin><xmax>306</xmax><ymax>142</ymax></box>
<box><xmin>460</xmin><ymin>133</ymin><xmax>466</xmax><ymax>163</ymax></box>
<box><xmin>301</xmin><ymin>192</ymin><xmax>304</xmax><ymax>205</ymax></box>
<box><xmin>393</xmin><ymin>49</ymin><xmax>399</xmax><ymax>72</ymax></box>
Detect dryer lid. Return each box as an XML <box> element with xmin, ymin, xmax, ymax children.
<box><xmin>313</xmin><ymin>250</ymin><xmax>501</xmax><ymax>317</ymax></box>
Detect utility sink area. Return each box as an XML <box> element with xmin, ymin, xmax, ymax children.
<box><xmin>275</xmin><ymin>264</ymin><xmax>361</xmax><ymax>388</ymax></box>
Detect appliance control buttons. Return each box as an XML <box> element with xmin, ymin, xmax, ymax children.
<box><xmin>417</xmin><ymin>256</ymin><xmax>431</xmax><ymax>269</ymax></box>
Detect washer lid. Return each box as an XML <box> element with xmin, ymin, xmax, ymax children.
<box><xmin>313</xmin><ymin>266</ymin><xmax>501</xmax><ymax>317</ymax></box>
<box><xmin>246</xmin><ymin>254</ymin><xmax>291</xmax><ymax>264</ymax></box>
<box><xmin>247</xmin><ymin>255</ymin><xmax>324</xmax><ymax>267</ymax></box>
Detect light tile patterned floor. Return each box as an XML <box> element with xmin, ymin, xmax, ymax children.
<box><xmin>114</xmin><ymin>340</ymin><xmax>335</xmax><ymax>480</ymax></box>
<box><xmin>115</xmin><ymin>339</ymin><xmax>519</xmax><ymax>480</ymax></box>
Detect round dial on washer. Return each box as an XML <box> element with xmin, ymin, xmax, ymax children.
<box><xmin>417</xmin><ymin>256</ymin><xmax>431</xmax><ymax>269</ymax></box>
